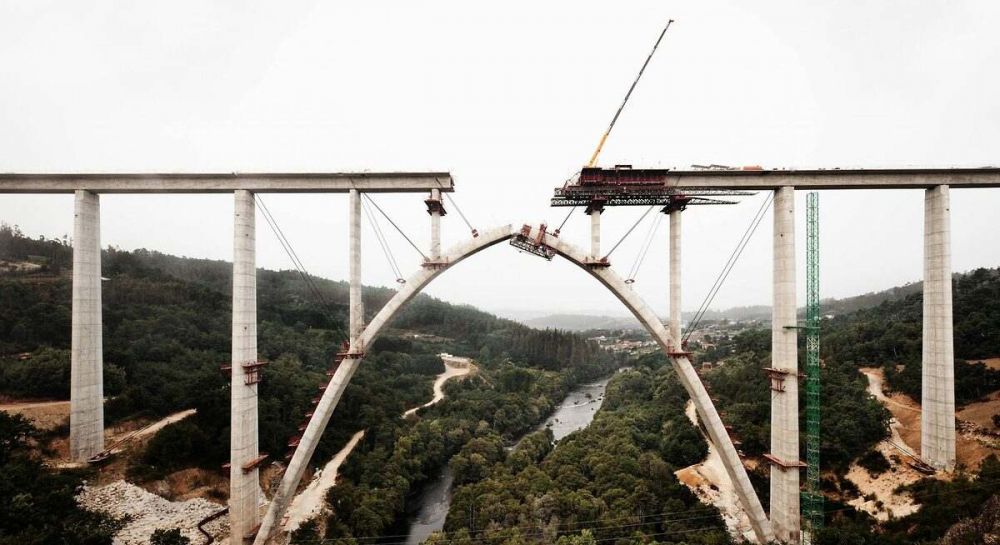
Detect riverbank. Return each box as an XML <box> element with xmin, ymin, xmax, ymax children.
<box><xmin>404</xmin><ymin>368</ymin><xmax>622</xmax><ymax>545</ymax></box>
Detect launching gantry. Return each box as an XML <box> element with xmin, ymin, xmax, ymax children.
<box><xmin>511</xmin><ymin>164</ymin><xmax>752</xmax><ymax>268</ymax></box>
<box><xmin>551</xmin><ymin>165</ymin><xmax>755</xmax><ymax>211</ymax></box>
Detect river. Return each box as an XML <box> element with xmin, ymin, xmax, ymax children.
<box><xmin>284</xmin><ymin>355</ymin><xmax>472</xmax><ymax>533</ymax></box>
<box><xmin>402</xmin><ymin>369</ymin><xmax>623</xmax><ymax>545</ymax></box>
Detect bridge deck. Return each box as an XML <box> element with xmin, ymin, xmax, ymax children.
<box><xmin>594</xmin><ymin>167</ymin><xmax>1000</xmax><ymax>190</ymax></box>
<box><xmin>0</xmin><ymin>172</ymin><xmax>453</xmax><ymax>193</ymax></box>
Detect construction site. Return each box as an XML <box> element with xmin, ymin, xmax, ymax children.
<box><xmin>2</xmin><ymin>4</ymin><xmax>1000</xmax><ymax>545</ymax></box>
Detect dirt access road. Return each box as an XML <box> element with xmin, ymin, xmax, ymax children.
<box><xmin>284</xmin><ymin>354</ymin><xmax>475</xmax><ymax>532</ymax></box>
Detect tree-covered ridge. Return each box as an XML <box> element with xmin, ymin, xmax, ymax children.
<box><xmin>0</xmin><ymin>225</ymin><xmax>614</xmax><ymax>468</ymax></box>
<box><xmin>700</xmin><ymin>329</ymin><xmax>889</xmax><ymax>471</ymax></box>
<box><xmin>822</xmin><ymin>266</ymin><xmax>1000</xmax><ymax>403</ymax></box>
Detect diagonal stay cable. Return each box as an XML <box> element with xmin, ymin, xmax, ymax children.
<box><xmin>683</xmin><ymin>192</ymin><xmax>773</xmax><ymax>342</ymax></box>
<box><xmin>685</xmin><ymin>194</ymin><xmax>771</xmax><ymax>332</ymax></box>
<box><xmin>684</xmin><ymin>194</ymin><xmax>772</xmax><ymax>341</ymax></box>
<box><xmin>256</xmin><ymin>197</ymin><xmax>326</xmax><ymax>301</ymax></box>
<box><xmin>254</xmin><ymin>196</ymin><xmax>337</xmax><ymax>317</ymax></box>
<box><xmin>626</xmin><ymin>211</ymin><xmax>664</xmax><ymax>282</ymax></box>
<box><xmin>603</xmin><ymin>205</ymin><xmax>656</xmax><ymax>259</ymax></box>
<box><xmin>361</xmin><ymin>197</ymin><xmax>404</xmax><ymax>282</ymax></box>
<box><xmin>362</xmin><ymin>194</ymin><xmax>428</xmax><ymax>261</ymax></box>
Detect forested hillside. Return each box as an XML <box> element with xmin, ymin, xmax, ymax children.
<box><xmin>823</xmin><ymin>267</ymin><xmax>1000</xmax><ymax>402</ymax></box>
<box><xmin>0</xmin><ymin>225</ymin><xmax>621</xmax><ymax>544</ymax></box>
<box><xmin>695</xmin><ymin>266</ymin><xmax>1000</xmax><ymax>545</ymax></box>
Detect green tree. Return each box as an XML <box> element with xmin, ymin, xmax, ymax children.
<box><xmin>150</xmin><ymin>528</ymin><xmax>190</xmax><ymax>545</ymax></box>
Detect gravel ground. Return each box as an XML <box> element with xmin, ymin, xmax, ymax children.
<box><xmin>78</xmin><ymin>480</ymin><xmax>229</xmax><ymax>545</ymax></box>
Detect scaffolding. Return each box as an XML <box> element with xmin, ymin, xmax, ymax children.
<box><xmin>803</xmin><ymin>192</ymin><xmax>823</xmax><ymax>539</ymax></box>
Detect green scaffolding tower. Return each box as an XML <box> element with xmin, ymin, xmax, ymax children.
<box><xmin>803</xmin><ymin>192</ymin><xmax>823</xmax><ymax>538</ymax></box>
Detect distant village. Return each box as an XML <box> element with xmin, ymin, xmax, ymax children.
<box><xmin>586</xmin><ymin>318</ymin><xmax>768</xmax><ymax>371</ymax></box>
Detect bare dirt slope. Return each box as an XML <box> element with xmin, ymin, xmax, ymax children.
<box><xmin>0</xmin><ymin>398</ymin><xmax>70</xmax><ymax>430</ymax></box>
<box><xmin>861</xmin><ymin>367</ymin><xmax>999</xmax><ymax>470</ymax></box>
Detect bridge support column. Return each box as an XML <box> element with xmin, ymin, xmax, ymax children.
<box><xmin>669</xmin><ymin>210</ymin><xmax>682</xmax><ymax>348</ymax></box>
<box><xmin>769</xmin><ymin>186</ymin><xmax>800</xmax><ymax>543</ymax></box>
<box><xmin>921</xmin><ymin>184</ymin><xmax>955</xmax><ymax>471</ymax></box>
<box><xmin>350</xmin><ymin>189</ymin><xmax>363</xmax><ymax>345</ymax></box>
<box><xmin>230</xmin><ymin>189</ymin><xmax>260</xmax><ymax>541</ymax></box>
<box><xmin>589</xmin><ymin>208</ymin><xmax>601</xmax><ymax>259</ymax></box>
<box><xmin>70</xmin><ymin>190</ymin><xmax>104</xmax><ymax>461</ymax></box>
<box><xmin>427</xmin><ymin>188</ymin><xmax>443</xmax><ymax>261</ymax></box>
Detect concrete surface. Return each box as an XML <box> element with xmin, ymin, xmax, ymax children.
<box><xmin>230</xmin><ymin>189</ymin><xmax>260</xmax><ymax>541</ymax></box>
<box><xmin>0</xmin><ymin>172</ymin><xmax>454</xmax><ymax>193</ymax></box>
<box><xmin>769</xmin><ymin>186</ymin><xmax>800</xmax><ymax>543</ymax></box>
<box><xmin>921</xmin><ymin>184</ymin><xmax>956</xmax><ymax>471</ymax></box>
<box><xmin>70</xmin><ymin>189</ymin><xmax>104</xmax><ymax>461</ymax></box>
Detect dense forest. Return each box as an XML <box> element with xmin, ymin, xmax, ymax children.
<box><xmin>823</xmin><ymin>267</ymin><xmax>1000</xmax><ymax>402</ymax></box>
<box><xmin>0</xmin><ymin>225</ymin><xmax>618</xmax><ymax>544</ymax></box>
<box><xmin>4</xmin><ymin>223</ymin><xmax>1000</xmax><ymax>545</ymax></box>
<box><xmin>694</xmin><ymin>267</ymin><xmax>1000</xmax><ymax>544</ymax></box>
<box><xmin>412</xmin><ymin>355</ymin><xmax>727</xmax><ymax>545</ymax></box>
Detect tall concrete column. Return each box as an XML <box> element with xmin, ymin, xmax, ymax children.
<box><xmin>230</xmin><ymin>190</ymin><xmax>259</xmax><ymax>541</ymax></box>
<box><xmin>669</xmin><ymin>210</ymin><xmax>682</xmax><ymax>348</ymax></box>
<box><xmin>70</xmin><ymin>190</ymin><xmax>104</xmax><ymax>461</ymax></box>
<box><xmin>769</xmin><ymin>186</ymin><xmax>800</xmax><ymax>543</ymax></box>
<box><xmin>349</xmin><ymin>190</ymin><xmax>363</xmax><ymax>346</ymax></box>
<box><xmin>429</xmin><ymin>189</ymin><xmax>442</xmax><ymax>261</ymax></box>
<box><xmin>589</xmin><ymin>209</ymin><xmax>601</xmax><ymax>259</ymax></box>
<box><xmin>921</xmin><ymin>185</ymin><xmax>955</xmax><ymax>471</ymax></box>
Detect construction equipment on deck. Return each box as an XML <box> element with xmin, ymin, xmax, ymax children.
<box><xmin>587</xmin><ymin>19</ymin><xmax>674</xmax><ymax>168</ymax></box>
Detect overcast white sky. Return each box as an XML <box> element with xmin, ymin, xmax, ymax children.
<box><xmin>2</xmin><ymin>1</ymin><xmax>999</xmax><ymax>318</ymax></box>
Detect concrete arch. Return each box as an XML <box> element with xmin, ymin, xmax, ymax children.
<box><xmin>254</xmin><ymin>225</ymin><xmax>773</xmax><ymax>544</ymax></box>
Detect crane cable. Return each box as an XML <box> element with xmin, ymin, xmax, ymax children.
<box><xmin>557</xmin><ymin>18</ymin><xmax>673</xmax><ymax>238</ymax></box>
<box><xmin>361</xmin><ymin>197</ymin><xmax>405</xmax><ymax>284</ymax></box>
<box><xmin>625</xmin><ymin>210</ymin><xmax>664</xmax><ymax>284</ymax></box>
<box><xmin>587</xmin><ymin>18</ymin><xmax>674</xmax><ymax>168</ymax></box>
<box><xmin>683</xmin><ymin>192</ymin><xmax>774</xmax><ymax>343</ymax></box>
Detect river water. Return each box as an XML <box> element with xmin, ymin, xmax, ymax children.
<box><xmin>402</xmin><ymin>369</ymin><xmax>623</xmax><ymax>545</ymax></box>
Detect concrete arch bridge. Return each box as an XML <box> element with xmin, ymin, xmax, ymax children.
<box><xmin>4</xmin><ymin>166</ymin><xmax>1000</xmax><ymax>544</ymax></box>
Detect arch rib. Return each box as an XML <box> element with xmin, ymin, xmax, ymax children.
<box><xmin>254</xmin><ymin>224</ymin><xmax>773</xmax><ymax>544</ymax></box>
<box><xmin>253</xmin><ymin>226</ymin><xmax>515</xmax><ymax>544</ymax></box>
<box><xmin>533</xmin><ymin>226</ymin><xmax>774</xmax><ymax>543</ymax></box>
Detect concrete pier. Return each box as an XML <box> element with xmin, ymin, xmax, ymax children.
<box><xmin>589</xmin><ymin>208</ymin><xmax>601</xmax><ymax>258</ymax></box>
<box><xmin>70</xmin><ymin>190</ymin><xmax>104</xmax><ymax>461</ymax></box>
<box><xmin>769</xmin><ymin>186</ymin><xmax>800</xmax><ymax>543</ymax></box>
<box><xmin>429</xmin><ymin>188</ymin><xmax>442</xmax><ymax>261</ymax></box>
<box><xmin>669</xmin><ymin>210</ymin><xmax>681</xmax><ymax>348</ymax></box>
<box><xmin>350</xmin><ymin>190</ymin><xmax>363</xmax><ymax>345</ymax></box>
<box><xmin>230</xmin><ymin>190</ymin><xmax>260</xmax><ymax>541</ymax></box>
<box><xmin>921</xmin><ymin>185</ymin><xmax>956</xmax><ymax>471</ymax></box>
